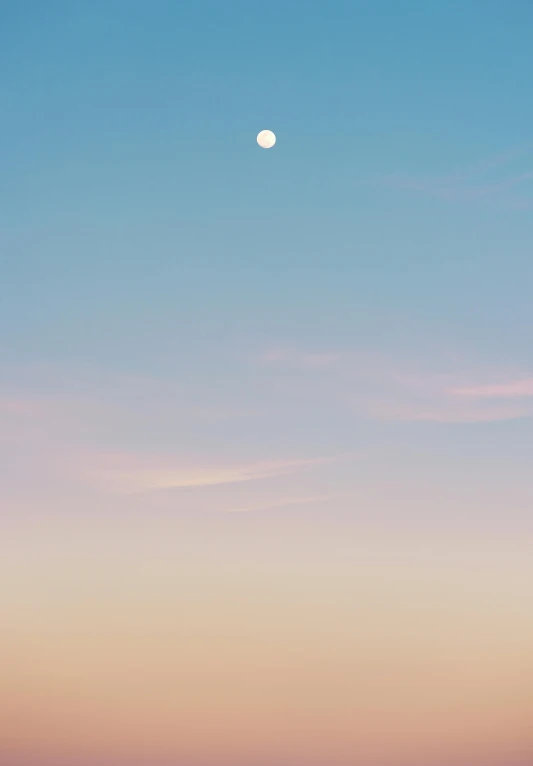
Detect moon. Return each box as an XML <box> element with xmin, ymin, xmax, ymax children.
<box><xmin>257</xmin><ymin>130</ymin><xmax>276</xmax><ymax>149</ymax></box>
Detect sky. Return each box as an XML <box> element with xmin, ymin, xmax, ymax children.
<box><xmin>1</xmin><ymin>1</ymin><xmax>533</xmax><ymax>764</ymax></box>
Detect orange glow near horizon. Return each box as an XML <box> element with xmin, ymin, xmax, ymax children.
<box><xmin>1</xmin><ymin>514</ymin><xmax>532</xmax><ymax>766</ymax></box>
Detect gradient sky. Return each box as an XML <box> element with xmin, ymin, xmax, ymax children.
<box><xmin>1</xmin><ymin>2</ymin><xmax>533</xmax><ymax>765</ymax></box>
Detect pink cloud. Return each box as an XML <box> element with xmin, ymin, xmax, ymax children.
<box><xmin>83</xmin><ymin>451</ymin><xmax>351</xmax><ymax>493</ymax></box>
<box><xmin>358</xmin><ymin>398</ymin><xmax>533</xmax><ymax>424</ymax></box>
<box><xmin>0</xmin><ymin>382</ymin><xmax>355</xmax><ymax>508</ymax></box>
<box><xmin>256</xmin><ymin>347</ymin><xmax>533</xmax><ymax>424</ymax></box>
<box><xmin>450</xmin><ymin>378</ymin><xmax>533</xmax><ymax>399</ymax></box>
<box><xmin>408</xmin><ymin>407</ymin><xmax>532</xmax><ymax>424</ymax></box>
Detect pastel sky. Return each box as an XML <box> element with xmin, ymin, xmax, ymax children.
<box><xmin>1</xmin><ymin>2</ymin><xmax>533</xmax><ymax>765</ymax></box>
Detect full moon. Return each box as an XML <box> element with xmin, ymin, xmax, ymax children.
<box><xmin>257</xmin><ymin>130</ymin><xmax>276</xmax><ymax>149</ymax></box>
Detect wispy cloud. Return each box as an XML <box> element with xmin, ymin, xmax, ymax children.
<box><xmin>397</xmin><ymin>404</ymin><xmax>532</xmax><ymax>424</ymax></box>
<box><xmin>0</xmin><ymin>378</ymin><xmax>354</xmax><ymax>505</ymax></box>
<box><xmin>450</xmin><ymin>378</ymin><xmax>533</xmax><ymax>399</ymax></box>
<box><xmin>85</xmin><ymin>452</ymin><xmax>350</xmax><ymax>494</ymax></box>
<box><xmin>367</xmin><ymin>143</ymin><xmax>533</xmax><ymax>210</ymax></box>
<box><xmin>256</xmin><ymin>347</ymin><xmax>533</xmax><ymax>424</ymax></box>
<box><xmin>3</xmin><ymin>351</ymin><xmax>533</xmax><ymax>520</ymax></box>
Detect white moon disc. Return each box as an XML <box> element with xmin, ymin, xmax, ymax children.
<box><xmin>257</xmin><ymin>130</ymin><xmax>276</xmax><ymax>149</ymax></box>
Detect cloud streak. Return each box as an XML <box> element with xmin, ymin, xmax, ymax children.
<box><xmin>0</xmin><ymin>381</ymin><xmax>354</xmax><ymax>511</ymax></box>
<box><xmin>85</xmin><ymin>452</ymin><xmax>350</xmax><ymax>494</ymax></box>
<box><xmin>450</xmin><ymin>378</ymin><xmax>533</xmax><ymax>399</ymax></box>
<box><xmin>366</xmin><ymin>143</ymin><xmax>533</xmax><ymax>210</ymax></box>
<box><xmin>257</xmin><ymin>347</ymin><xmax>533</xmax><ymax>424</ymax></box>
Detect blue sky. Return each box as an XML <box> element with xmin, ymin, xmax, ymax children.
<box><xmin>2</xmin><ymin>0</ymin><xmax>533</xmax><ymax>509</ymax></box>
<box><xmin>2</xmin><ymin>0</ymin><xmax>533</xmax><ymax>372</ymax></box>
